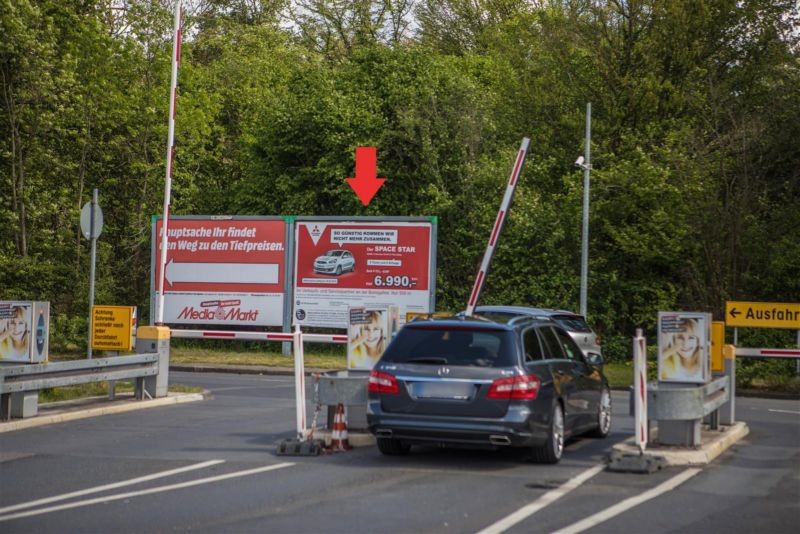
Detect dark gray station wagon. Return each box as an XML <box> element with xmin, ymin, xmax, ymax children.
<box><xmin>367</xmin><ymin>315</ymin><xmax>611</xmax><ymax>463</ymax></box>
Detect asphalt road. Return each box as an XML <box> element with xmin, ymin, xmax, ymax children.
<box><xmin>1</xmin><ymin>372</ymin><xmax>798</xmax><ymax>533</ymax></box>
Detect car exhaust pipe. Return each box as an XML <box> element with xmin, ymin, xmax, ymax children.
<box><xmin>489</xmin><ymin>435</ymin><xmax>511</xmax><ymax>446</ymax></box>
<box><xmin>376</xmin><ymin>429</ymin><xmax>393</xmax><ymax>438</ymax></box>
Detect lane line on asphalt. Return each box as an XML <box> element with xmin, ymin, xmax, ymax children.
<box><xmin>551</xmin><ymin>468</ymin><xmax>702</xmax><ymax>534</ymax></box>
<box><xmin>0</xmin><ymin>462</ymin><xmax>294</xmax><ymax>523</ymax></box>
<box><xmin>0</xmin><ymin>459</ymin><xmax>225</xmax><ymax>515</ymax></box>
<box><xmin>475</xmin><ymin>464</ymin><xmax>605</xmax><ymax>534</ymax></box>
<box><xmin>768</xmin><ymin>409</ymin><xmax>800</xmax><ymax>415</ymax></box>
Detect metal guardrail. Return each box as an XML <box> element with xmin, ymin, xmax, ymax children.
<box><xmin>0</xmin><ymin>353</ymin><xmax>160</xmax><ymax>420</ymax></box>
<box><xmin>647</xmin><ymin>375</ymin><xmax>730</xmax><ymax>422</ymax></box>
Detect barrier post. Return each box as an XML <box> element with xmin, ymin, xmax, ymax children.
<box><xmin>633</xmin><ymin>328</ymin><xmax>648</xmax><ymax>452</ymax></box>
<box><xmin>135</xmin><ymin>326</ymin><xmax>170</xmax><ymax>398</ymax></box>
<box><xmin>720</xmin><ymin>344</ymin><xmax>736</xmax><ymax>425</ymax></box>
<box><xmin>293</xmin><ymin>324</ymin><xmax>307</xmax><ymax>439</ymax></box>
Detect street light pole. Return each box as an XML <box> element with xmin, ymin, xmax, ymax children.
<box><xmin>579</xmin><ymin>103</ymin><xmax>591</xmax><ymax>318</ymax></box>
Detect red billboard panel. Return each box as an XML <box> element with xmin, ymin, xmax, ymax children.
<box><xmin>152</xmin><ymin>217</ymin><xmax>287</xmax><ymax>326</ymax></box>
<box><xmin>294</xmin><ymin>220</ymin><xmax>435</xmax><ymax>328</ymax></box>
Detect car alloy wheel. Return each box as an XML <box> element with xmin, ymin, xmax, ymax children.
<box><xmin>532</xmin><ymin>403</ymin><xmax>563</xmax><ymax>464</ymax></box>
<box><xmin>590</xmin><ymin>387</ymin><xmax>612</xmax><ymax>438</ymax></box>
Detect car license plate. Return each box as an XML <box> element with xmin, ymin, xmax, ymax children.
<box><xmin>411</xmin><ymin>381</ymin><xmax>474</xmax><ymax>400</ymax></box>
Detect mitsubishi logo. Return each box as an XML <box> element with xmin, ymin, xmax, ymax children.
<box><xmin>437</xmin><ymin>367</ymin><xmax>450</xmax><ymax>376</ymax></box>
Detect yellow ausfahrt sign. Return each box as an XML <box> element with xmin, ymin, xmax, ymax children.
<box><xmin>91</xmin><ymin>305</ymin><xmax>136</xmax><ymax>351</ymax></box>
<box><xmin>725</xmin><ymin>301</ymin><xmax>800</xmax><ymax>330</ymax></box>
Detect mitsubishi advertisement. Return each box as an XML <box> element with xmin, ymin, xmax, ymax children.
<box><xmin>293</xmin><ymin>218</ymin><xmax>436</xmax><ymax>328</ymax></box>
<box><xmin>151</xmin><ymin>216</ymin><xmax>288</xmax><ymax>327</ymax></box>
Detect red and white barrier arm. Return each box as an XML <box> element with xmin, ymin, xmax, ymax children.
<box><xmin>735</xmin><ymin>347</ymin><xmax>800</xmax><ymax>359</ymax></box>
<box><xmin>169</xmin><ymin>329</ymin><xmax>347</xmax><ymax>344</ymax></box>
<box><xmin>155</xmin><ymin>1</ymin><xmax>183</xmax><ymax>325</ymax></box>
<box><xmin>633</xmin><ymin>329</ymin><xmax>648</xmax><ymax>452</ymax></box>
<box><xmin>466</xmin><ymin>138</ymin><xmax>531</xmax><ymax>316</ymax></box>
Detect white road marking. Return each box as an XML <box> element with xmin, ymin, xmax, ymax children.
<box><xmin>475</xmin><ymin>464</ymin><xmax>604</xmax><ymax>534</ymax></box>
<box><xmin>768</xmin><ymin>409</ymin><xmax>800</xmax><ymax>415</ymax></box>
<box><xmin>0</xmin><ymin>462</ymin><xmax>294</xmax><ymax>522</ymax></box>
<box><xmin>0</xmin><ymin>459</ymin><xmax>225</xmax><ymax>515</ymax></box>
<box><xmin>552</xmin><ymin>468</ymin><xmax>702</xmax><ymax>534</ymax></box>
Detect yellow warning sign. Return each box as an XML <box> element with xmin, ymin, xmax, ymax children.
<box><xmin>91</xmin><ymin>306</ymin><xmax>136</xmax><ymax>351</ymax></box>
<box><xmin>725</xmin><ymin>301</ymin><xmax>800</xmax><ymax>329</ymax></box>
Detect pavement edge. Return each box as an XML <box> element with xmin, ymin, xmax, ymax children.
<box><xmin>0</xmin><ymin>392</ymin><xmax>207</xmax><ymax>434</ymax></box>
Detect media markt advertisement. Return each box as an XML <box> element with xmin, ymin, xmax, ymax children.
<box><xmin>294</xmin><ymin>219</ymin><xmax>436</xmax><ymax>328</ymax></box>
<box><xmin>151</xmin><ymin>216</ymin><xmax>288</xmax><ymax>327</ymax></box>
<box><xmin>657</xmin><ymin>311</ymin><xmax>711</xmax><ymax>384</ymax></box>
<box><xmin>0</xmin><ymin>301</ymin><xmax>49</xmax><ymax>363</ymax></box>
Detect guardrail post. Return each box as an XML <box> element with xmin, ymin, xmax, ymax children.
<box><xmin>135</xmin><ymin>326</ymin><xmax>170</xmax><ymax>398</ymax></box>
<box><xmin>719</xmin><ymin>344</ymin><xmax>736</xmax><ymax>425</ymax></box>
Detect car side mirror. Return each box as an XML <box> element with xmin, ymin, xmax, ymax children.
<box><xmin>586</xmin><ymin>352</ymin><xmax>604</xmax><ymax>366</ymax></box>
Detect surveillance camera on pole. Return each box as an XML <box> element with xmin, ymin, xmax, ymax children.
<box><xmin>575</xmin><ymin>155</ymin><xmax>585</xmax><ymax>168</ymax></box>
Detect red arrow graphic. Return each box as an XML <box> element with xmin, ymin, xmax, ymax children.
<box><xmin>346</xmin><ymin>146</ymin><xmax>385</xmax><ymax>206</ymax></box>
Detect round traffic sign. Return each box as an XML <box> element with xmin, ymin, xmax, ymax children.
<box><xmin>80</xmin><ymin>201</ymin><xmax>104</xmax><ymax>239</ymax></box>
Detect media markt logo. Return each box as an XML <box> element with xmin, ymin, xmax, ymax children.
<box><xmin>177</xmin><ymin>299</ymin><xmax>259</xmax><ymax>322</ymax></box>
<box><xmin>307</xmin><ymin>223</ymin><xmax>327</xmax><ymax>246</ymax></box>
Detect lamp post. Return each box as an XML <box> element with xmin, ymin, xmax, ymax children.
<box><xmin>575</xmin><ymin>103</ymin><xmax>592</xmax><ymax>318</ymax></box>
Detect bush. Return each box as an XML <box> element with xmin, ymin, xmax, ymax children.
<box><xmin>50</xmin><ymin>314</ymin><xmax>88</xmax><ymax>353</ymax></box>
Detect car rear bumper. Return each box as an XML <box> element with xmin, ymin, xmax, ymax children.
<box><xmin>367</xmin><ymin>404</ymin><xmax>550</xmax><ymax>448</ymax></box>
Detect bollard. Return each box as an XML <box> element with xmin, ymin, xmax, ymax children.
<box><xmin>135</xmin><ymin>326</ymin><xmax>170</xmax><ymax>398</ymax></box>
<box><xmin>633</xmin><ymin>329</ymin><xmax>648</xmax><ymax>452</ymax></box>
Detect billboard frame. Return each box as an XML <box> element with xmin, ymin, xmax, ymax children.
<box><xmin>292</xmin><ymin>216</ymin><xmax>437</xmax><ymax>330</ymax></box>
<box><xmin>149</xmin><ymin>215</ymin><xmax>291</xmax><ymax>329</ymax></box>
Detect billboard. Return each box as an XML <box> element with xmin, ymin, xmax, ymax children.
<box><xmin>151</xmin><ymin>216</ymin><xmax>288</xmax><ymax>326</ymax></box>
<box><xmin>657</xmin><ymin>311</ymin><xmax>711</xmax><ymax>384</ymax></box>
<box><xmin>293</xmin><ymin>218</ymin><xmax>436</xmax><ymax>328</ymax></box>
<box><xmin>0</xmin><ymin>301</ymin><xmax>49</xmax><ymax>363</ymax></box>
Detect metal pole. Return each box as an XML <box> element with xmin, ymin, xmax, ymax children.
<box><xmin>796</xmin><ymin>330</ymin><xmax>799</xmax><ymax>374</ymax></box>
<box><xmin>87</xmin><ymin>188</ymin><xmax>98</xmax><ymax>359</ymax></box>
<box><xmin>633</xmin><ymin>328</ymin><xmax>648</xmax><ymax>452</ymax></box>
<box><xmin>293</xmin><ymin>324</ymin><xmax>307</xmax><ymax>439</ymax></box>
<box><xmin>579</xmin><ymin>103</ymin><xmax>591</xmax><ymax>318</ymax></box>
<box><xmin>156</xmin><ymin>0</ymin><xmax>182</xmax><ymax>325</ymax></box>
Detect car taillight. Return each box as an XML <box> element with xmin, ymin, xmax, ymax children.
<box><xmin>596</xmin><ymin>335</ymin><xmax>601</xmax><ymax>346</ymax></box>
<box><xmin>487</xmin><ymin>374</ymin><xmax>540</xmax><ymax>400</ymax></box>
<box><xmin>368</xmin><ymin>370</ymin><xmax>399</xmax><ymax>395</ymax></box>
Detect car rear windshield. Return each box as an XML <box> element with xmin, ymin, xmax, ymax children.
<box><xmin>381</xmin><ymin>325</ymin><xmax>517</xmax><ymax>367</ymax></box>
<box><xmin>552</xmin><ymin>315</ymin><xmax>592</xmax><ymax>333</ymax></box>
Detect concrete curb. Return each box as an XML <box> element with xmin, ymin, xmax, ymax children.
<box><xmin>311</xmin><ymin>429</ymin><xmax>376</xmax><ymax>448</ymax></box>
<box><xmin>0</xmin><ymin>392</ymin><xmax>206</xmax><ymax>434</ymax></box>
<box><xmin>609</xmin><ymin>421</ymin><xmax>750</xmax><ymax>467</ymax></box>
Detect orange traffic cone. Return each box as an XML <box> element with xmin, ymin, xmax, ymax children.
<box><xmin>329</xmin><ymin>403</ymin><xmax>351</xmax><ymax>451</ymax></box>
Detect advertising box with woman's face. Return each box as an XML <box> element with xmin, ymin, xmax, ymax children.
<box><xmin>657</xmin><ymin>312</ymin><xmax>711</xmax><ymax>384</ymax></box>
<box><xmin>347</xmin><ymin>306</ymin><xmax>395</xmax><ymax>370</ymax></box>
<box><xmin>0</xmin><ymin>301</ymin><xmax>49</xmax><ymax>363</ymax></box>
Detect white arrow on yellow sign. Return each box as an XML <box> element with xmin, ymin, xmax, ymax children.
<box><xmin>725</xmin><ymin>301</ymin><xmax>800</xmax><ymax>329</ymax></box>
